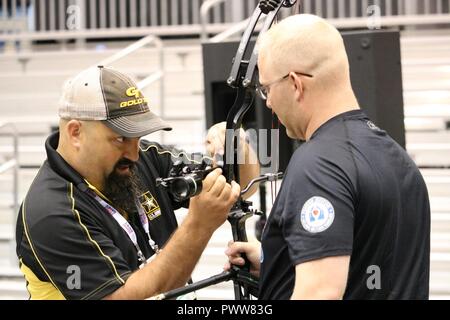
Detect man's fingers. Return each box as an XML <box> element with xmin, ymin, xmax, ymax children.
<box><xmin>229</xmin><ymin>257</ymin><xmax>246</xmax><ymax>266</ymax></box>
<box><xmin>205</xmin><ymin>143</ymin><xmax>215</xmax><ymax>157</ymax></box>
<box><xmin>218</xmin><ymin>183</ymin><xmax>232</xmax><ymax>200</ymax></box>
<box><xmin>225</xmin><ymin>241</ymin><xmax>246</xmax><ymax>257</ymax></box>
<box><xmin>204</xmin><ymin>176</ymin><xmax>239</xmax><ymax>201</ymax></box>
<box><xmin>202</xmin><ymin>168</ymin><xmax>222</xmax><ymax>192</ymax></box>
<box><xmin>206</xmin><ymin>124</ymin><xmax>226</xmax><ymax>156</ymax></box>
<box><xmin>209</xmin><ymin>174</ymin><xmax>227</xmax><ymax>196</ymax></box>
<box><xmin>230</xmin><ymin>181</ymin><xmax>241</xmax><ymax>200</ymax></box>
<box><xmin>223</xmin><ymin>258</ymin><xmax>244</xmax><ymax>270</ymax></box>
<box><xmin>218</xmin><ymin>180</ymin><xmax>240</xmax><ymax>204</ymax></box>
<box><xmin>225</xmin><ymin>241</ymin><xmax>255</xmax><ymax>268</ymax></box>
<box><xmin>211</xmin><ymin>135</ymin><xmax>224</xmax><ymax>156</ymax></box>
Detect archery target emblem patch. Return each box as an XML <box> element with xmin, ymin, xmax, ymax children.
<box><xmin>300</xmin><ymin>196</ymin><xmax>335</xmax><ymax>233</ymax></box>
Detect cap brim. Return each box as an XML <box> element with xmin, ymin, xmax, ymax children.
<box><xmin>103</xmin><ymin>111</ymin><xmax>172</xmax><ymax>138</ymax></box>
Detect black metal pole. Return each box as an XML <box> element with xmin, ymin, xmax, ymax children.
<box><xmin>150</xmin><ymin>271</ymin><xmax>235</xmax><ymax>300</ymax></box>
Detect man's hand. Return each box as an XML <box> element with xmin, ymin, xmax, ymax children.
<box><xmin>206</xmin><ymin>122</ymin><xmax>260</xmax><ymax>198</ymax></box>
<box><xmin>189</xmin><ymin>168</ymin><xmax>240</xmax><ymax>233</ymax></box>
<box><xmin>224</xmin><ymin>240</ymin><xmax>261</xmax><ymax>277</ymax></box>
<box><xmin>205</xmin><ymin>122</ymin><xmax>248</xmax><ymax>165</ymax></box>
<box><xmin>206</xmin><ymin>122</ymin><xmax>226</xmax><ymax>161</ymax></box>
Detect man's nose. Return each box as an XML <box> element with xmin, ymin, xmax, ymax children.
<box><xmin>123</xmin><ymin>138</ymin><xmax>140</xmax><ymax>162</ymax></box>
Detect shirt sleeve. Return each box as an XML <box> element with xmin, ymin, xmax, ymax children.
<box><xmin>279</xmin><ymin>147</ymin><xmax>356</xmax><ymax>266</ymax></box>
<box><xmin>22</xmin><ymin>199</ymin><xmax>133</xmax><ymax>300</ymax></box>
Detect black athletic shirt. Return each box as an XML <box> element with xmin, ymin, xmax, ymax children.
<box><xmin>259</xmin><ymin>110</ymin><xmax>430</xmax><ymax>300</ymax></box>
<box><xmin>16</xmin><ymin>132</ymin><xmax>193</xmax><ymax>299</ymax></box>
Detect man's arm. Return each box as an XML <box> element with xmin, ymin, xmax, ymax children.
<box><xmin>104</xmin><ymin>212</ymin><xmax>215</xmax><ymax>299</ymax></box>
<box><xmin>104</xmin><ymin>169</ymin><xmax>240</xmax><ymax>299</ymax></box>
<box><xmin>291</xmin><ymin>256</ymin><xmax>350</xmax><ymax>300</ymax></box>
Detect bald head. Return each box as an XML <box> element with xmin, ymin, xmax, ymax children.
<box><xmin>256</xmin><ymin>14</ymin><xmax>359</xmax><ymax>141</ymax></box>
<box><xmin>258</xmin><ymin>14</ymin><xmax>351</xmax><ymax>88</ymax></box>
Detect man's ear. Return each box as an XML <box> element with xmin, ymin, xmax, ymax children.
<box><xmin>290</xmin><ymin>72</ymin><xmax>304</xmax><ymax>102</ymax></box>
<box><xmin>65</xmin><ymin>120</ymin><xmax>83</xmax><ymax>149</ymax></box>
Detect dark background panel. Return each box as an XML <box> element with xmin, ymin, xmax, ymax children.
<box><xmin>202</xmin><ymin>30</ymin><xmax>405</xmax><ymax>172</ymax></box>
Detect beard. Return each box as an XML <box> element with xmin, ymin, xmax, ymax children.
<box><xmin>103</xmin><ymin>158</ymin><xmax>143</xmax><ymax>214</ymax></box>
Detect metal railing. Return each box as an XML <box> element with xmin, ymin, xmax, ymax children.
<box><xmin>1</xmin><ymin>0</ymin><xmax>449</xmax><ymax>46</ymax></box>
<box><xmin>0</xmin><ymin>123</ymin><xmax>19</xmax><ymax>217</ymax></box>
<box><xmin>200</xmin><ymin>0</ymin><xmax>450</xmax><ymax>42</ymax></box>
<box><xmin>200</xmin><ymin>0</ymin><xmax>226</xmax><ymax>41</ymax></box>
<box><xmin>0</xmin><ymin>35</ymin><xmax>165</xmax><ymax>206</ymax></box>
<box><xmin>0</xmin><ymin>123</ymin><xmax>19</xmax><ymax>267</ymax></box>
<box><xmin>201</xmin><ymin>0</ymin><xmax>272</xmax><ymax>42</ymax></box>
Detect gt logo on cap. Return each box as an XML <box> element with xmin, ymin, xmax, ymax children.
<box><xmin>126</xmin><ymin>87</ymin><xmax>141</xmax><ymax>98</ymax></box>
<box><xmin>120</xmin><ymin>86</ymin><xmax>148</xmax><ymax>108</ymax></box>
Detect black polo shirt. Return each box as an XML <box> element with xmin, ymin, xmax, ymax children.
<box><xmin>259</xmin><ymin>110</ymin><xmax>430</xmax><ymax>300</ymax></box>
<box><xmin>16</xmin><ymin>132</ymin><xmax>190</xmax><ymax>299</ymax></box>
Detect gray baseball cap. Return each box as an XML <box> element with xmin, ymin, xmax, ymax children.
<box><xmin>58</xmin><ymin>66</ymin><xmax>172</xmax><ymax>137</ymax></box>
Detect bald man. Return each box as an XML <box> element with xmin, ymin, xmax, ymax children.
<box><xmin>225</xmin><ymin>14</ymin><xmax>430</xmax><ymax>300</ymax></box>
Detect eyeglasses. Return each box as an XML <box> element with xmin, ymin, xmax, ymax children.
<box><xmin>255</xmin><ymin>71</ymin><xmax>313</xmax><ymax>100</ymax></box>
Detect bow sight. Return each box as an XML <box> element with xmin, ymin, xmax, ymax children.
<box><xmin>156</xmin><ymin>160</ymin><xmax>216</xmax><ymax>202</ymax></box>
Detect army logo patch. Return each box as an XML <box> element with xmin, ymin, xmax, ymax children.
<box><xmin>139</xmin><ymin>191</ymin><xmax>161</xmax><ymax>220</ymax></box>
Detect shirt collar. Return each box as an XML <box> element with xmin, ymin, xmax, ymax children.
<box><xmin>310</xmin><ymin>109</ymin><xmax>367</xmax><ymax>140</ymax></box>
<box><xmin>45</xmin><ymin>131</ymin><xmax>89</xmax><ymax>192</ymax></box>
